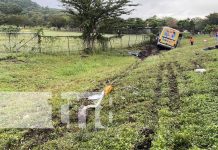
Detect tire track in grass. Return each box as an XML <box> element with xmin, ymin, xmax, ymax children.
<box><xmin>134</xmin><ymin>64</ymin><xmax>165</xmax><ymax>150</ymax></box>
<box><xmin>151</xmin><ymin>62</ymin><xmax>183</xmax><ymax>149</ymax></box>
<box><xmin>152</xmin><ymin>64</ymin><xmax>165</xmax><ymax>124</ymax></box>
<box><xmin>166</xmin><ymin>63</ymin><xmax>180</xmax><ymax>112</ymax></box>
<box><xmin>11</xmin><ymin>61</ymin><xmax>142</xmax><ymax>150</ymax></box>
<box><xmin>166</xmin><ymin>62</ymin><xmax>188</xmax><ymax>149</ymax></box>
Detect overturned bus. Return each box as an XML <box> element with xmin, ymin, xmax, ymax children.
<box><xmin>157</xmin><ymin>27</ymin><xmax>182</xmax><ymax>49</ymax></box>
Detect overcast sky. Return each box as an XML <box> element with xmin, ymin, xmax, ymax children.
<box><xmin>32</xmin><ymin>0</ymin><xmax>218</xmax><ymax>19</ymax></box>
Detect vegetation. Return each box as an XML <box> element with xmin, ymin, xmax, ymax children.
<box><xmin>0</xmin><ymin>0</ymin><xmax>68</xmax><ymax>28</ymax></box>
<box><xmin>0</xmin><ymin>0</ymin><xmax>217</xmax><ymax>149</ymax></box>
<box><xmin>0</xmin><ymin>34</ymin><xmax>217</xmax><ymax>149</ymax></box>
<box><xmin>1</xmin><ymin>0</ymin><xmax>218</xmax><ymax>36</ymax></box>
<box><xmin>61</xmin><ymin>0</ymin><xmax>137</xmax><ymax>51</ymax></box>
<box><xmin>0</xmin><ymin>30</ymin><xmax>148</xmax><ymax>53</ymax></box>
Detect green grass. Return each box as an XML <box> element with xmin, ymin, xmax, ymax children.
<box><xmin>0</xmin><ymin>34</ymin><xmax>217</xmax><ymax>149</ymax></box>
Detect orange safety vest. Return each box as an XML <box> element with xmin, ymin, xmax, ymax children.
<box><xmin>190</xmin><ymin>37</ymin><xmax>195</xmax><ymax>43</ymax></box>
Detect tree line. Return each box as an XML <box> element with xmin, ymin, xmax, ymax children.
<box><xmin>1</xmin><ymin>0</ymin><xmax>218</xmax><ymax>34</ymax></box>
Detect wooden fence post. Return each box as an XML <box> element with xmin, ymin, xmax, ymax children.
<box><xmin>67</xmin><ymin>37</ymin><xmax>70</xmax><ymax>55</ymax></box>
<box><xmin>128</xmin><ymin>34</ymin><xmax>131</xmax><ymax>47</ymax></box>
<box><xmin>37</xmin><ymin>33</ymin><xmax>42</xmax><ymax>53</ymax></box>
<box><xmin>8</xmin><ymin>33</ymin><xmax>11</xmax><ymax>52</ymax></box>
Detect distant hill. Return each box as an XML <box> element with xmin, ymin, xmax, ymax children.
<box><xmin>0</xmin><ymin>0</ymin><xmax>60</xmax><ymax>14</ymax></box>
<box><xmin>0</xmin><ymin>0</ymin><xmax>40</xmax><ymax>8</ymax></box>
<box><xmin>0</xmin><ymin>0</ymin><xmax>67</xmax><ymax>27</ymax></box>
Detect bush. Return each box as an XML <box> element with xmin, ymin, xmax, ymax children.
<box><xmin>0</xmin><ymin>25</ymin><xmax>20</xmax><ymax>33</ymax></box>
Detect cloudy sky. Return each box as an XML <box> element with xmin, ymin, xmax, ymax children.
<box><xmin>32</xmin><ymin>0</ymin><xmax>218</xmax><ymax>19</ymax></box>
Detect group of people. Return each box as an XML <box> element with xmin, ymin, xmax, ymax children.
<box><xmin>189</xmin><ymin>31</ymin><xmax>218</xmax><ymax>46</ymax></box>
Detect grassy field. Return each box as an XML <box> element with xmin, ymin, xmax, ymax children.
<box><xmin>0</xmin><ymin>35</ymin><xmax>217</xmax><ymax>149</ymax></box>
<box><xmin>0</xmin><ymin>30</ymin><xmax>148</xmax><ymax>53</ymax></box>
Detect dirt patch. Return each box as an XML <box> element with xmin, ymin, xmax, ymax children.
<box><xmin>138</xmin><ymin>45</ymin><xmax>159</xmax><ymax>60</ymax></box>
<box><xmin>134</xmin><ymin>128</ymin><xmax>155</xmax><ymax>150</ymax></box>
<box><xmin>16</xmin><ymin>117</ymin><xmax>68</xmax><ymax>149</ymax></box>
<box><xmin>0</xmin><ymin>56</ymin><xmax>26</xmax><ymax>63</ymax></box>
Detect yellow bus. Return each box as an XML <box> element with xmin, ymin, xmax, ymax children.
<box><xmin>157</xmin><ymin>27</ymin><xmax>182</xmax><ymax>49</ymax></box>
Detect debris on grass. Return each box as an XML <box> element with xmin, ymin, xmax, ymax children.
<box><xmin>78</xmin><ymin>85</ymin><xmax>113</xmax><ymax>129</ymax></box>
<box><xmin>203</xmin><ymin>45</ymin><xmax>218</xmax><ymax>51</ymax></box>
<box><xmin>195</xmin><ymin>69</ymin><xmax>207</xmax><ymax>73</ymax></box>
<box><xmin>0</xmin><ymin>55</ymin><xmax>26</xmax><ymax>63</ymax></box>
<box><xmin>129</xmin><ymin>45</ymin><xmax>159</xmax><ymax>60</ymax></box>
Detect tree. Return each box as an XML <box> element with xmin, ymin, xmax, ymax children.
<box><xmin>0</xmin><ymin>14</ymin><xmax>6</xmax><ymax>25</ymax></box>
<box><xmin>0</xmin><ymin>2</ymin><xmax>23</xmax><ymax>14</ymax></box>
<box><xmin>192</xmin><ymin>17</ymin><xmax>206</xmax><ymax>33</ymax></box>
<box><xmin>49</xmin><ymin>15</ymin><xmax>67</xmax><ymax>29</ymax></box>
<box><xmin>206</xmin><ymin>13</ymin><xmax>218</xmax><ymax>25</ymax></box>
<box><xmin>163</xmin><ymin>17</ymin><xmax>178</xmax><ymax>29</ymax></box>
<box><xmin>98</xmin><ymin>17</ymin><xmax>126</xmax><ymax>34</ymax></box>
<box><xmin>203</xmin><ymin>24</ymin><xmax>217</xmax><ymax>34</ymax></box>
<box><xmin>177</xmin><ymin>19</ymin><xmax>195</xmax><ymax>32</ymax></box>
<box><xmin>145</xmin><ymin>16</ymin><xmax>164</xmax><ymax>34</ymax></box>
<box><xmin>60</xmin><ymin>0</ymin><xmax>137</xmax><ymax>52</ymax></box>
<box><xmin>6</xmin><ymin>15</ymin><xmax>25</xmax><ymax>26</ymax></box>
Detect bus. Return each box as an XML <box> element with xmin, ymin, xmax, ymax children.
<box><xmin>157</xmin><ymin>27</ymin><xmax>182</xmax><ymax>49</ymax></box>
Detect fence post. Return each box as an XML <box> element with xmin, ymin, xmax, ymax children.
<box><xmin>37</xmin><ymin>33</ymin><xmax>42</xmax><ymax>53</ymax></box>
<box><xmin>109</xmin><ymin>40</ymin><xmax>112</xmax><ymax>49</ymax></box>
<box><xmin>67</xmin><ymin>37</ymin><xmax>70</xmax><ymax>55</ymax></box>
<box><xmin>135</xmin><ymin>34</ymin><xmax>138</xmax><ymax>45</ymax></box>
<box><xmin>120</xmin><ymin>37</ymin><xmax>123</xmax><ymax>49</ymax></box>
<box><xmin>128</xmin><ymin>34</ymin><xmax>131</xmax><ymax>47</ymax></box>
<box><xmin>8</xmin><ymin>33</ymin><xmax>11</xmax><ymax>52</ymax></box>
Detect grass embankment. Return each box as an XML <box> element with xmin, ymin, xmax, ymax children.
<box><xmin>0</xmin><ymin>52</ymin><xmax>136</xmax><ymax>149</ymax></box>
<box><xmin>0</xmin><ymin>35</ymin><xmax>217</xmax><ymax>149</ymax></box>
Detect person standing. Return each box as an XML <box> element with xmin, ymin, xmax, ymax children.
<box><xmin>215</xmin><ymin>32</ymin><xmax>218</xmax><ymax>43</ymax></box>
<box><xmin>190</xmin><ymin>36</ymin><xmax>195</xmax><ymax>46</ymax></box>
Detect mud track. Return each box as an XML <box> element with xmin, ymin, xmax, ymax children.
<box><xmin>167</xmin><ymin>63</ymin><xmax>180</xmax><ymax>112</ymax></box>
<box><xmin>135</xmin><ymin>64</ymin><xmax>164</xmax><ymax>150</ymax></box>
<box><xmin>135</xmin><ymin>62</ymin><xmax>182</xmax><ymax>150</ymax></box>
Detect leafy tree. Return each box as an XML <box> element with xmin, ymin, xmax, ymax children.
<box><xmin>60</xmin><ymin>0</ymin><xmax>137</xmax><ymax>52</ymax></box>
<box><xmin>126</xmin><ymin>18</ymin><xmax>145</xmax><ymax>29</ymax></box>
<box><xmin>203</xmin><ymin>24</ymin><xmax>217</xmax><ymax>34</ymax></box>
<box><xmin>192</xmin><ymin>17</ymin><xmax>206</xmax><ymax>33</ymax></box>
<box><xmin>0</xmin><ymin>2</ymin><xmax>23</xmax><ymax>14</ymax></box>
<box><xmin>68</xmin><ymin>15</ymin><xmax>81</xmax><ymax>29</ymax></box>
<box><xmin>5</xmin><ymin>15</ymin><xmax>25</xmax><ymax>26</ymax></box>
<box><xmin>206</xmin><ymin>13</ymin><xmax>218</xmax><ymax>25</ymax></box>
<box><xmin>0</xmin><ymin>25</ymin><xmax>20</xmax><ymax>32</ymax></box>
<box><xmin>145</xmin><ymin>16</ymin><xmax>161</xmax><ymax>28</ymax></box>
<box><xmin>177</xmin><ymin>19</ymin><xmax>195</xmax><ymax>32</ymax></box>
<box><xmin>49</xmin><ymin>15</ymin><xmax>67</xmax><ymax>29</ymax></box>
<box><xmin>145</xmin><ymin>16</ymin><xmax>164</xmax><ymax>34</ymax></box>
<box><xmin>163</xmin><ymin>17</ymin><xmax>178</xmax><ymax>29</ymax></box>
<box><xmin>98</xmin><ymin>17</ymin><xmax>126</xmax><ymax>34</ymax></box>
<box><xmin>0</xmin><ymin>14</ymin><xmax>6</xmax><ymax>25</ymax></box>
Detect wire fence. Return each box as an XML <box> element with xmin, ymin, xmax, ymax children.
<box><xmin>0</xmin><ymin>32</ymin><xmax>39</xmax><ymax>53</ymax></box>
<box><xmin>0</xmin><ymin>32</ymin><xmax>149</xmax><ymax>54</ymax></box>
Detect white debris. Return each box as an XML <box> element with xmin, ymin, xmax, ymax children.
<box><xmin>78</xmin><ymin>91</ymin><xmax>105</xmax><ymax>129</ymax></box>
<box><xmin>195</xmin><ymin>69</ymin><xmax>206</xmax><ymax>73</ymax></box>
<box><xmin>88</xmin><ymin>93</ymin><xmax>104</xmax><ymax>100</ymax></box>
